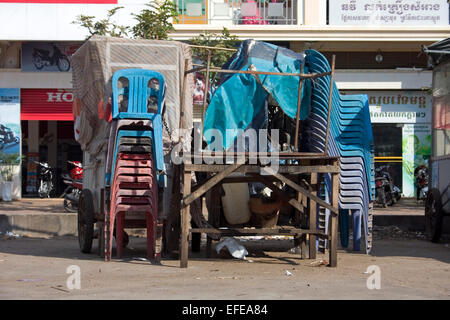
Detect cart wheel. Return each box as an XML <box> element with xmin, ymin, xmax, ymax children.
<box><xmin>425</xmin><ymin>189</ymin><xmax>443</xmax><ymax>243</ymax></box>
<box><xmin>78</xmin><ymin>189</ymin><xmax>95</xmax><ymax>253</ymax></box>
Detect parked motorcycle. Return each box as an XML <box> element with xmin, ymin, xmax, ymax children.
<box><xmin>414</xmin><ymin>164</ymin><xmax>429</xmax><ymax>201</ymax></box>
<box><xmin>375</xmin><ymin>165</ymin><xmax>401</xmax><ymax>208</ymax></box>
<box><xmin>34</xmin><ymin>161</ymin><xmax>54</xmax><ymax>198</ymax></box>
<box><xmin>61</xmin><ymin>161</ymin><xmax>83</xmax><ymax>213</ymax></box>
<box><xmin>32</xmin><ymin>44</ymin><xmax>70</xmax><ymax>72</ymax></box>
<box><xmin>0</xmin><ymin>124</ymin><xmax>19</xmax><ymax>150</ymax></box>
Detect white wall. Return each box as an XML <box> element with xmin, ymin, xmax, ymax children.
<box><xmin>0</xmin><ymin>70</ymin><xmax>73</xmax><ymax>88</ymax></box>
<box><xmin>335</xmin><ymin>69</ymin><xmax>432</xmax><ymax>90</ymax></box>
<box><xmin>0</xmin><ymin>0</ymin><xmax>150</xmax><ymax>41</ymax></box>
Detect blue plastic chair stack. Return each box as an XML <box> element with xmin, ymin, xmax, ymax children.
<box><xmin>302</xmin><ymin>50</ymin><xmax>374</xmax><ymax>253</ymax></box>
<box><xmin>103</xmin><ymin>68</ymin><xmax>166</xmax><ymax>260</ymax></box>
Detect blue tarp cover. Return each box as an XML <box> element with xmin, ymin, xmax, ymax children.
<box><xmin>203</xmin><ymin>40</ymin><xmax>311</xmax><ymax>150</ymax></box>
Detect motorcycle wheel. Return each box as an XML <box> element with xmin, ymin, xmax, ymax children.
<box><xmin>78</xmin><ymin>189</ymin><xmax>95</xmax><ymax>253</ymax></box>
<box><xmin>33</xmin><ymin>56</ymin><xmax>44</xmax><ymax>70</ymax></box>
<box><xmin>57</xmin><ymin>56</ymin><xmax>70</xmax><ymax>72</ymax></box>
<box><xmin>64</xmin><ymin>198</ymin><xmax>78</xmax><ymax>213</ymax></box>
<box><xmin>387</xmin><ymin>192</ymin><xmax>395</xmax><ymax>206</ymax></box>
<box><xmin>376</xmin><ymin>187</ymin><xmax>387</xmax><ymax>208</ymax></box>
<box><xmin>425</xmin><ymin>189</ymin><xmax>443</xmax><ymax>243</ymax></box>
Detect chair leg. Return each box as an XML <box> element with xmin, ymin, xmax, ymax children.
<box><xmin>146</xmin><ymin>214</ymin><xmax>155</xmax><ymax>260</ymax></box>
<box><xmin>106</xmin><ymin>211</ymin><xmax>115</xmax><ymax>261</ymax></box>
<box><xmin>116</xmin><ymin>212</ymin><xmax>125</xmax><ymax>258</ymax></box>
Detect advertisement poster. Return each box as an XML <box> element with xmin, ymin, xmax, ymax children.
<box><xmin>402</xmin><ymin>124</ymin><xmax>431</xmax><ymax>197</ymax></box>
<box><xmin>0</xmin><ymin>88</ymin><xmax>21</xmax><ymax>164</ymax></box>
<box><xmin>193</xmin><ymin>72</ymin><xmax>206</xmax><ymax>106</ymax></box>
<box><xmin>21</xmin><ymin>42</ymin><xmax>80</xmax><ymax>72</ymax></box>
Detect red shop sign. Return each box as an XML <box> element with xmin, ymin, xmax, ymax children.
<box><xmin>21</xmin><ymin>89</ymin><xmax>74</xmax><ymax>121</ymax></box>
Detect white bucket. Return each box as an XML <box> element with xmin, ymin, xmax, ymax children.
<box><xmin>222</xmin><ymin>175</ymin><xmax>251</xmax><ymax>225</ymax></box>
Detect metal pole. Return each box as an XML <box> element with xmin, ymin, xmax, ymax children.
<box><xmin>294</xmin><ymin>62</ymin><xmax>305</xmax><ymax>151</ymax></box>
<box><xmin>200</xmin><ymin>49</ymin><xmax>212</xmax><ymax>147</ymax></box>
<box><xmin>324</xmin><ymin>55</ymin><xmax>336</xmax><ymax>156</ymax></box>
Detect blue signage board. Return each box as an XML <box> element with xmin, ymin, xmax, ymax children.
<box><xmin>0</xmin><ymin>88</ymin><xmax>21</xmax><ymax>163</ymax></box>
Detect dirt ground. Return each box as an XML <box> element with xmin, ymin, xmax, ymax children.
<box><xmin>0</xmin><ymin>231</ymin><xmax>449</xmax><ymax>300</ymax></box>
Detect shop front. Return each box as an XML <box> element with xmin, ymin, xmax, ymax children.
<box><xmin>20</xmin><ymin>88</ymin><xmax>81</xmax><ymax>197</ymax></box>
<box><xmin>344</xmin><ymin>90</ymin><xmax>432</xmax><ymax>198</ymax></box>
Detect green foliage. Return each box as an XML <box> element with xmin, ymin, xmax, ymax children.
<box><xmin>0</xmin><ymin>152</ymin><xmax>20</xmax><ymax>182</ymax></box>
<box><xmin>189</xmin><ymin>28</ymin><xmax>240</xmax><ymax>68</ymax></box>
<box><xmin>72</xmin><ymin>1</ymin><xmax>179</xmax><ymax>40</ymax></box>
<box><xmin>72</xmin><ymin>7</ymin><xmax>129</xmax><ymax>39</ymax></box>
<box><xmin>132</xmin><ymin>0</ymin><xmax>179</xmax><ymax>40</ymax></box>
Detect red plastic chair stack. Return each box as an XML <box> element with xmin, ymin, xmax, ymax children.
<box><xmin>105</xmin><ymin>139</ymin><xmax>158</xmax><ymax>261</ymax></box>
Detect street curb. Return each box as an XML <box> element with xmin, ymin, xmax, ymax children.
<box><xmin>0</xmin><ymin>213</ymin><xmax>77</xmax><ymax>237</ymax></box>
<box><xmin>1</xmin><ymin>212</ymin><xmax>448</xmax><ymax>238</ymax></box>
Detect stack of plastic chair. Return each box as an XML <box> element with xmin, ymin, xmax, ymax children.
<box><xmin>104</xmin><ymin>69</ymin><xmax>165</xmax><ymax>261</ymax></box>
<box><xmin>301</xmin><ymin>49</ymin><xmax>374</xmax><ymax>253</ymax></box>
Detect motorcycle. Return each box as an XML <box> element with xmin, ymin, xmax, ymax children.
<box><xmin>414</xmin><ymin>164</ymin><xmax>429</xmax><ymax>201</ymax></box>
<box><xmin>34</xmin><ymin>161</ymin><xmax>54</xmax><ymax>198</ymax></box>
<box><xmin>32</xmin><ymin>44</ymin><xmax>70</xmax><ymax>72</ymax></box>
<box><xmin>0</xmin><ymin>124</ymin><xmax>19</xmax><ymax>150</ymax></box>
<box><xmin>61</xmin><ymin>161</ymin><xmax>83</xmax><ymax>213</ymax></box>
<box><xmin>375</xmin><ymin>165</ymin><xmax>401</xmax><ymax>208</ymax></box>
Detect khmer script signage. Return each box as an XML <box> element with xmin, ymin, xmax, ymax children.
<box><xmin>329</xmin><ymin>0</ymin><xmax>449</xmax><ymax>25</ymax></box>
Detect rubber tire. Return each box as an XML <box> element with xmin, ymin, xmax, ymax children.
<box><xmin>425</xmin><ymin>189</ymin><xmax>443</xmax><ymax>243</ymax></box>
<box><xmin>57</xmin><ymin>56</ymin><xmax>70</xmax><ymax>72</ymax></box>
<box><xmin>78</xmin><ymin>189</ymin><xmax>95</xmax><ymax>253</ymax></box>
<box><xmin>32</xmin><ymin>56</ymin><xmax>44</xmax><ymax>70</ymax></box>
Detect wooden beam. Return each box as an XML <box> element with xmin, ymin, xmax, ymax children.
<box><xmin>309</xmin><ymin>173</ymin><xmax>318</xmax><ymax>259</ymax></box>
<box><xmin>183</xmin><ymin>163</ymin><xmax>242</xmax><ymax>206</ymax></box>
<box><xmin>329</xmin><ymin>172</ymin><xmax>339</xmax><ymax>267</ymax></box>
<box><xmin>294</xmin><ymin>62</ymin><xmax>305</xmax><ymax>151</ymax></box>
<box><xmin>200</xmin><ymin>49</ymin><xmax>212</xmax><ymax>141</ymax></box>
<box><xmin>261</xmin><ymin>167</ymin><xmax>338</xmax><ymax>214</ymax></box>
<box><xmin>184</xmin><ymin>164</ymin><xmax>339</xmax><ymax>174</ymax></box>
<box><xmin>190</xmin><ymin>228</ymin><xmax>329</xmax><ymax>238</ymax></box>
<box><xmin>180</xmin><ymin>170</ymin><xmax>192</xmax><ymax>268</ymax></box>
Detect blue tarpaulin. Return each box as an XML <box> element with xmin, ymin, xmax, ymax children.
<box><xmin>203</xmin><ymin>40</ymin><xmax>311</xmax><ymax>150</ymax></box>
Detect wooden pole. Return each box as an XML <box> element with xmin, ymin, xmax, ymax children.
<box><xmin>180</xmin><ymin>166</ymin><xmax>192</xmax><ymax>268</ymax></box>
<box><xmin>329</xmin><ymin>168</ymin><xmax>339</xmax><ymax>267</ymax></box>
<box><xmin>294</xmin><ymin>62</ymin><xmax>305</xmax><ymax>151</ymax></box>
<box><xmin>324</xmin><ymin>55</ymin><xmax>336</xmax><ymax>156</ymax></box>
<box><xmin>309</xmin><ymin>172</ymin><xmax>318</xmax><ymax>259</ymax></box>
<box><xmin>200</xmin><ymin>50</ymin><xmax>212</xmax><ymax>145</ymax></box>
<box><xmin>179</xmin><ymin>59</ymin><xmax>189</xmax><ymax>132</ymax></box>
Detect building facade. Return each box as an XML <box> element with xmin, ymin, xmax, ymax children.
<box><xmin>0</xmin><ymin>0</ymin><xmax>449</xmax><ymax>199</ymax></box>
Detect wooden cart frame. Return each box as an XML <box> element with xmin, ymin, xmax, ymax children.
<box><xmin>172</xmin><ymin>48</ymin><xmax>340</xmax><ymax>268</ymax></box>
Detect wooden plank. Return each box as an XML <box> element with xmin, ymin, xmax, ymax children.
<box><xmin>184</xmin><ymin>164</ymin><xmax>339</xmax><ymax>174</ymax></box>
<box><xmin>329</xmin><ymin>172</ymin><xmax>339</xmax><ymax>267</ymax></box>
<box><xmin>309</xmin><ymin>173</ymin><xmax>318</xmax><ymax>259</ymax></box>
<box><xmin>294</xmin><ymin>62</ymin><xmax>305</xmax><ymax>151</ymax></box>
<box><xmin>183</xmin><ymin>163</ymin><xmax>242</xmax><ymax>206</ymax></box>
<box><xmin>180</xmin><ymin>169</ymin><xmax>192</xmax><ymax>268</ymax></box>
<box><xmin>190</xmin><ymin>228</ymin><xmax>329</xmax><ymax>238</ymax></box>
<box><xmin>200</xmin><ymin>50</ymin><xmax>211</xmax><ymax>138</ymax></box>
<box><xmin>190</xmin><ymin>152</ymin><xmax>338</xmax><ymax>160</ymax></box>
<box><xmin>261</xmin><ymin>167</ymin><xmax>338</xmax><ymax>214</ymax></box>
<box><xmin>206</xmin><ymin>68</ymin><xmax>331</xmax><ymax>79</ymax></box>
